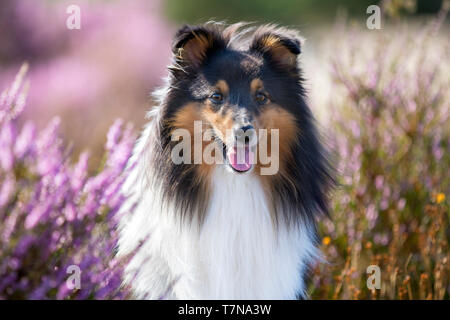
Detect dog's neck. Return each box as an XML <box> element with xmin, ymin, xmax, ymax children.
<box><xmin>168</xmin><ymin>166</ymin><xmax>314</xmax><ymax>299</ymax></box>
<box><xmin>119</xmin><ymin>150</ymin><xmax>318</xmax><ymax>299</ymax></box>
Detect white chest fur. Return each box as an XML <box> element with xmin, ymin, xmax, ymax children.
<box><xmin>119</xmin><ymin>157</ymin><xmax>317</xmax><ymax>299</ymax></box>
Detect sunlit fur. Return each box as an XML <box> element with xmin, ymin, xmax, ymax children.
<box><xmin>118</xmin><ymin>22</ymin><xmax>334</xmax><ymax>299</ymax></box>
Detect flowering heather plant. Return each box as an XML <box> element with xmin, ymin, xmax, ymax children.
<box><xmin>0</xmin><ymin>65</ymin><xmax>136</xmax><ymax>299</ymax></box>
<box><xmin>310</xmin><ymin>9</ymin><xmax>450</xmax><ymax>299</ymax></box>
<box><xmin>0</xmin><ymin>0</ymin><xmax>172</xmax><ymax>166</ymax></box>
<box><xmin>0</xmin><ymin>7</ymin><xmax>449</xmax><ymax>301</ymax></box>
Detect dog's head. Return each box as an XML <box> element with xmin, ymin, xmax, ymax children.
<box><xmin>157</xmin><ymin>23</ymin><xmax>333</xmax><ymax>223</ymax></box>
<box><xmin>163</xmin><ymin>23</ymin><xmax>307</xmax><ymax>175</ymax></box>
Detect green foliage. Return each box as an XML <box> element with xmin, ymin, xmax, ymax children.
<box><xmin>164</xmin><ymin>0</ymin><xmax>376</xmax><ymax>25</ymax></box>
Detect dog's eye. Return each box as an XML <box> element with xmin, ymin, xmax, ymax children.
<box><xmin>210</xmin><ymin>92</ymin><xmax>223</xmax><ymax>103</ymax></box>
<box><xmin>255</xmin><ymin>92</ymin><xmax>268</xmax><ymax>104</ymax></box>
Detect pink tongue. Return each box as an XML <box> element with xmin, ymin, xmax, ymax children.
<box><xmin>228</xmin><ymin>146</ymin><xmax>254</xmax><ymax>172</ymax></box>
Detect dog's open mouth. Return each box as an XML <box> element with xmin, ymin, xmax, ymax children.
<box><xmin>225</xmin><ymin>144</ymin><xmax>255</xmax><ymax>173</ymax></box>
<box><xmin>214</xmin><ymin>132</ymin><xmax>256</xmax><ymax>173</ymax></box>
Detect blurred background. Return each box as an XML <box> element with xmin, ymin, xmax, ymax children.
<box><xmin>0</xmin><ymin>0</ymin><xmax>445</xmax><ymax>163</ymax></box>
<box><xmin>0</xmin><ymin>0</ymin><xmax>448</xmax><ymax>299</ymax></box>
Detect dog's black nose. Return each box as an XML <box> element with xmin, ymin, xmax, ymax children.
<box><xmin>234</xmin><ymin>124</ymin><xmax>255</xmax><ymax>144</ymax></box>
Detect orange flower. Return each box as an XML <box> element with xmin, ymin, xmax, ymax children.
<box><xmin>436</xmin><ymin>193</ymin><xmax>445</xmax><ymax>204</ymax></box>
<box><xmin>322</xmin><ymin>236</ymin><xmax>331</xmax><ymax>246</ymax></box>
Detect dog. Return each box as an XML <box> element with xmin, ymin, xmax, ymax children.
<box><xmin>118</xmin><ymin>22</ymin><xmax>334</xmax><ymax>299</ymax></box>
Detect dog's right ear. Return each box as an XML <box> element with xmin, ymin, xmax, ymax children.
<box><xmin>172</xmin><ymin>25</ymin><xmax>225</xmax><ymax>70</ymax></box>
<box><xmin>250</xmin><ymin>28</ymin><xmax>302</xmax><ymax>72</ymax></box>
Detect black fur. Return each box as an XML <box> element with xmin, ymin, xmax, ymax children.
<box><xmin>153</xmin><ymin>23</ymin><xmax>335</xmax><ymax>227</ymax></box>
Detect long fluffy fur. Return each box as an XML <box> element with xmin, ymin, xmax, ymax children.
<box><xmin>118</xmin><ymin>23</ymin><xmax>334</xmax><ymax>299</ymax></box>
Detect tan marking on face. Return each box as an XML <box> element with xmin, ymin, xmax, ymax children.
<box><xmin>169</xmin><ymin>103</ymin><xmax>201</xmax><ymax>134</ymax></box>
<box><xmin>256</xmin><ymin>105</ymin><xmax>298</xmax><ymax>142</ymax></box>
<box><xmin>254</xmin><ymin>104</ymin><xmax>299</xmax><ymax>176</ymax></box>
<box><xmin>202</xmin><ymin>103</ymin><xmax>234</xmax><ymax>143</ymax></box>
<box><xmin>250</xmin><ymin>78</ymin><xmax>264</xmax><ymax>94</ymax></box>
<box><xmin>255</xmin><ymin>105</ymin><xmax>300</xmax><ymax>221</ymax></box>
<box><xmin>169</xmin><ymin>102</ymin><xmax>215</xmax><ymax>183</ymax></box>
<box><xmin>202</xmin><ymin>80</ymin><xmax>233</xmax><ymax>143</ymax></box>
<box><xmin>215</xmin><ymin>79</ymin><xmax>229</xmax><ymax>96</ymax></box>
<box><xmin>250</xmin><ymin>78</ymin><xmax>271</xmax><ymax>105</ymax></box>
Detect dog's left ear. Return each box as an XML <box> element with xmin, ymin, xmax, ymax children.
<box><xmin>172</xmin><ymin>25</ymin><xmax>225</xmax><ymax>70</ymax></box>
<box><xmin>250</xmin><ymin>31</ymin><xmax>302</xmax><ymax>71</ymax></box>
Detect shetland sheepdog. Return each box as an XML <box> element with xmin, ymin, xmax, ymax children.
<box><xmin>118</xmin><ymin>22</ymin><xmax>334</xmax><ymax>299</ymax></box>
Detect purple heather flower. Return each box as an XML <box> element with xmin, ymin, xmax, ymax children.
<box><xmin>24</xmin><ymin>202</ymin><xmax>52</xmax><ymax>229</ymax></box>
<box><xmin>0</xmin><ymin>66</ymin><xmax>136</xmax><ymax>299</ymax></box>
<box><xmin>0</xmin><ymin>175</ymin><xmax>15</xmax><ymax>207</ymax></box>
<box><xmin>374</xmin><ymin>176</ymin><xmax>384</xmax><ymax>190</ymax></box>
<box><xmin>14</xmin><ymin>121</ymin><xmax>36</xmax><ymax>159</ymax></box>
